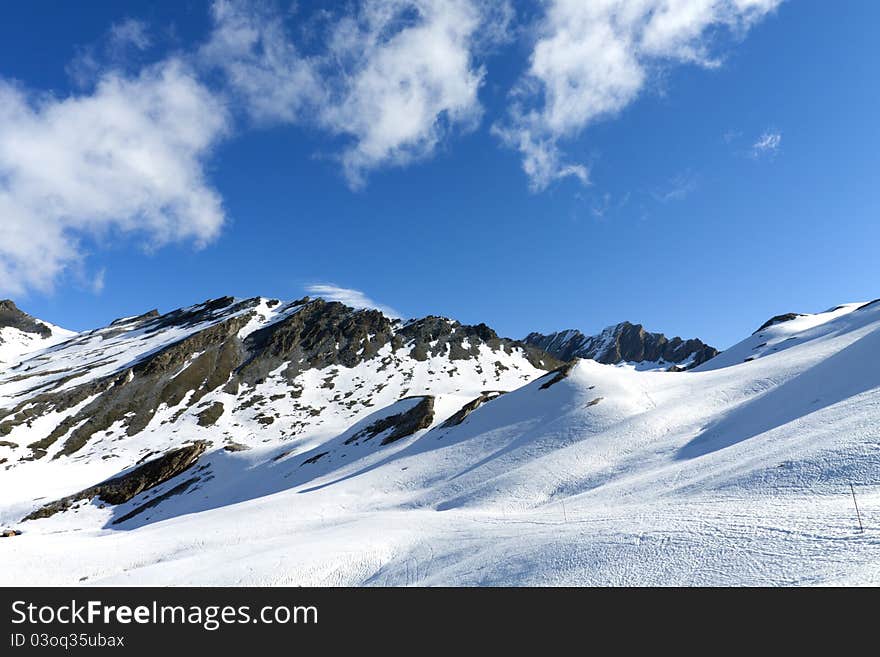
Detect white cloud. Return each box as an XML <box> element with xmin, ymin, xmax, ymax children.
<box><xmin>0</xmin><ymin>59</ymin><xmax>230</xmax><ymax>296</ymax></box>
<box><xmin>306</xmin><ymin>284</ymin><xmax>402</xmax><ymax>319</ymax></box>
<box><xmin>496</xmin><ymin>0</ymin><xmax>783</xmax><ymax>190</ymax></box>
<box><xmin>202</xmin><ymin>0</ymin><xmax>507</xmax><ymax>187</ymax></box>
<box><xmin>751</xmin><ymin>130</ymin><xmax>782</xmax><ymax>157</ymax></box>
<box><xmin>109</xmin><ymin>18</ymin><xmax>152</xmax><ymax>52</ymax></box>
<box><xmin>320</xmin><ymin>0</ymin><xmax>486</xmax><ymax>187</ymax></box>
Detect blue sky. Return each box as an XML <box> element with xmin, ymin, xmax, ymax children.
<box><xmin>0</xmin><ymin>1</ymin><xmax>877</xmax><ymax>349</ymax></box>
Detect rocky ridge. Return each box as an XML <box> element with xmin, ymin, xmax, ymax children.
<box><xmin>525</xmin><ymin>321</ymin><xmax>719</xmax><ymax>370</ymax></box>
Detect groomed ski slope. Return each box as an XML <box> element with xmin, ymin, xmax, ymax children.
<box><xmin>2</xmin><ymin>301</ymin><xmax>879</xmax><ymax>586</ymax></box>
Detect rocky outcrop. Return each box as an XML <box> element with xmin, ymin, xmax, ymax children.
<box><xmin>539</xmin><ymin>360</ymin><xmax>579</xmax><ymax>390</ymax></box>
<box><xmin>23</xmin><ymin>442</ymin><xmax>207</xmax><ymax>521</ymax></box>
<box><xmin>111</xmin><ymin>476</ymin><xmax>201</xmax><ymax>525</ymax></box>
<box><xmin>398</xmin><ymin>317</ymin><xmax>560</xmax><ymax>370</ymax></box>
<box><xmin>525</xmin><ymin>322</ymin><xmax>718</xmax><ymax>369</ymax></box>
<box><xmin>196</xmin><ymin>402</ymin><xmax>225</xmax><ymax>427</ymax></box>
<box><xmin>754</xmin><ymin>313</ymin><xmax>804</xmax><ymax>334</ymax></box>
<box><xmin>238</xmin><ymin>299</ymin><xmax>396</xmax><ymax>385</ymax></box>
<box><xmin>237</xmin><ymin>300</ymin><xmax>561</xmax><ymax>386</ymax></box>
<box><xmin>440</xmin><ymin>392</ymin><xmax>505</xmax><ymax>429</ymax></box>
<box><xmin>345</xmin><ymin>396</ymin><xmax>435</xmax><ymax>446</ymax></box>
<box><xmin>11</xmin><ymin>310</ymin><xmax>254</xmax><ymax>458</ymax></box>
<box><xmin>0</xmin><ymin>300</ymin><xmax>52</xmax><ymax>338</ymax></box>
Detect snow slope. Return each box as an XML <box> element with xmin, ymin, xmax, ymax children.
<box><xmin>2</xmin><ymin>299</ymin><xmax>879</xmax><ymax>586</ymax></box>
<box><xmin>0</xmin><ymin>320</ymin><xmax>75</xmax><ymax>367</ymax></box>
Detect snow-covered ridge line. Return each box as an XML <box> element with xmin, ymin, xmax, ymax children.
<box><xmin>0</xmin><ymin>294</ymin><xmax>558</xmax><ymax>480</ymax></box>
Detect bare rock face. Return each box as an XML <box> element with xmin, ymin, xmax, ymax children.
<box><xmin>238</xmin><ymin>300</ymin><xmax>396</xmax><ymax>385</ymax></box>
<box><xmin>196</xmin><ymin>402</ymin><xmax>225</xmax><ymax>427</ymax></box>
<box><xmin>0</xmin><ymin>300</ymin><xmax>52</xmax><ymax>338</ymax></box>
<box><xmin>525</xmin><ymin>322</ymin><xmax>718</xmax><ymax>369</ymax></box>
<box><xmin>9</xmin><ymin>310</ymin><xmax>253</xmax><ymax>459</ymax></box>
<box><xmin>345</xmin><ymin>396</ymin><xmax>435</xmax><ymax>446</ymax></box>
<box><xmin>23</xmin><ymin>442</ymin><xmax>207</xmax><ymax>521</ymax></box>
<box><xmin>238</xmin><ymin>301</ymin><xmax>562</xmax><ymax>386</ymax></box>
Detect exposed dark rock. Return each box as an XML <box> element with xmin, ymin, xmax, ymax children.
<box><xmin>7</xmin><ymin>309</ymin><xmax>253</xmax><ymax>458</ymax></box>
<box><xmin>397</xmin><ymin>316</ymin><xmax>560</xmax><ymax>370</ymax></box>
<box><xmin>439</xmin><ymin>391</ymin><xmax>505</xmax><ymax>429</ymax></box>
<box><xmin>525</xmin><ymin>322</ymin><xmax>719</xmax><ymax>369</ymax></box>
<box><xmin>754</xmin><ymin>313</ymin><xmax>804</xmax><ymax>334</ymax></box>
<box><xmin>111</xmin><ymin>476</ymin><xmax>201</xmax><ymax>525</ymax></box>
<box><xmin>0</xmin><ymin>300</ymin><xmax>52</xmax><ymax>338</ymax></box>
<box><xmin>345</xmin><ymin>396</ymin><xmax>435</xmax><ymax>446</ymax></box>
<box><xmin>238</xmin><ymin>300</ymin><xmax>396</xmax><ymax>385</ymax></box>
<box><xmin>539</xmin><ymin>360</ymin><xmax>579</xmax><ymax>390</ymax></box>
<box><xmin>223</xmin><ymin>442</ymin><xmax>250</xmax><ymax>452</ymax></box>
<box><xmin>1</xmin><ymin>529</ymin><xmax>22</xmax><ymax>537</ymax></box>
<box><xmin>23</xmin><ymin>442</ymin><xmax>207</xmax><ymax>521</ymax></box>
<box><xmin>109</xmin><ymin>309</ymin><xmax>159</xmax><ymax>327</ymax></box>
<box><xmin>196</xmin><ymin>402</ymin><xmax>225</xmax><ymax>427</ymax></box>
<box><xmin>301</xmin><ymin>451</ymin><xmax>329</xmax><ymax>465</ymax></box>
<box><xmin>142</xmin><ymin>297</ymin><xmax>249</xmax><ymax>332</ymax></box>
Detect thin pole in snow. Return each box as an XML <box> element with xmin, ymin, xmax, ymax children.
<box><xmin>561</xmin><ymin>499</ymin><xmax>568</xmax><ymax>524</ymax></box>
<box><xmin>850</xmin><ymin>483</ymin><xmax>864</xmax><ymax>533</ymax></box>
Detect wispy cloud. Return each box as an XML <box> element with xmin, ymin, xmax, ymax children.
<box><xmin>722</xmin><ymin>129</ymin><xmax>742</xmax><ymax>144</ymax></box>
<box><xmin>91</xmin><ymin>268</ymin><xmax>107</xmax><ymax>295</ymax></box>
<box><xmin>306</xmin><ymin>284</ymin><xmax>402</xmax><ymax>318</ymax></box>
<box><xmin>67</xmin><ymin>18</ymin><xmax>155</xmax><ymax>87</ymax></box>
<box><xmin>751</xmin><ymin>131</ymin><xmax>782</xmax><ymax>158</ymax></box>
<box><xmin>653</xmin><ymin>171</ymin><xmax>698</xmax><ymax>203</ymax></box>
<box><xmin>109</xmin><ymin>18</ymin><xmax>152</xmax><ymax>52</ymax></box>
<box><xmin>494</xmin><ymin>0</ymin><xmax>783</xmax><ymax>191</ymax></box>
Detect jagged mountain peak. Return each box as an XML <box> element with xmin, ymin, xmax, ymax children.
<box><xmin>525</xmin><ymin>320</ymin><xmax>719</xmax><ymax>370</ymax></box>
<box><xmin>0</xmin><ymin>293</ymin><xmax>560</xmax><ymax>470</ymax></box>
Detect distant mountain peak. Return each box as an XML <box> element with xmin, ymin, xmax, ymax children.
<box><xmin>525</xmin><ymin>321</ymin><xmax>719</xmax><ymax>370</ymax></box>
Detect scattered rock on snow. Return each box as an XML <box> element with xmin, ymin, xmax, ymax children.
<box><xmin>22</xmin><ymin>441</ymin><xmax>208</xmax><ymax>521</ymax></box>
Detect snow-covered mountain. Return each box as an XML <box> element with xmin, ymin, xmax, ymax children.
<box><xmin>524</xmin><ymin>321</ymin><xmax>718</xmax><ymax>370</ymax></box>
<box><xmin>0</xmin><ymin>299</ymin><xmax>74</xmax><ymax>367</ymax></box>
<box><xmin>1</xmin><ymin>296</ymin><xmax>879</xmax><ymax>586</ymax></box>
